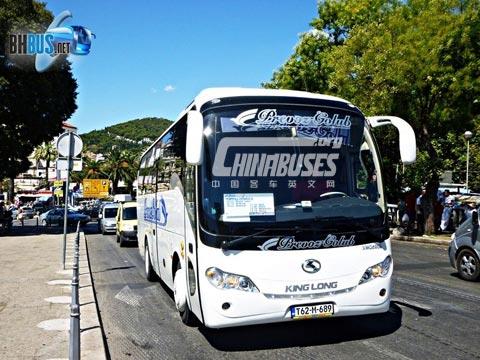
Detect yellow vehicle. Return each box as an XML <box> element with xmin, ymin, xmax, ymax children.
<box><xmin>116</xmin><ymin>201</ymin><xmax>138</xmax><ymax>247</ymax></box>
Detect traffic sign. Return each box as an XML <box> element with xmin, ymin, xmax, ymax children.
<box><xmin>56</xmin><ymin>158</ymin><xmax>83</xmax><ymax>171</ymax></box>
<box><xmin>83</xmin><ymin>179</ymin><xmax>109</xmax><ymax>198</ymax></box>
<box><xmin>54</xmin><ymin>180</ymin><xmax>64</xmax><ymax>187</ymax></box>
<box><xmin>56</xmin><ymin>132</ymin><xmax>83</xmax><ymax>157</ymax></box>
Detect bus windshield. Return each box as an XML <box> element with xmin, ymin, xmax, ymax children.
<box><xmin>199</xmin><ymin>104</ymin><xmax>386</xmax><ymax>241</ymax></box>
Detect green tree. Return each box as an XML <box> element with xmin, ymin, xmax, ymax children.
<box><xmin>33</xmin><ymin>142</ymin><xmax>57</xmax><ymax>185</ymax></box>
<box><xmin>328</xmin><ymin>0</ymin><xmax>479</xmax><ymax>233</ymax></box>
<box><xmin>266</xmin><ymin>0</ymin><xmax>480</xmax><ymax>234</ymax></box>
<box><xmin>83</xmin><ymin>158</ymin><xmax>105</xmax><ymax>179</ymax></box>
<box><xmin>102</xmin><ymin>149</ymin><xmax>138</xmax><ymax>195</ymax></box>
<box><xmin>0</xmin><ymin>0</ymin><xmax>78</xmax><ymax>200</ymax></box>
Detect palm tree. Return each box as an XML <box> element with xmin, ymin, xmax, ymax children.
<box><xmin>83</xmin><ymin>158</ymin><xmax>105</xmax><ymax>179</ymax></box>
<box><xmin>33</xmin><ymin>142</ymin><xmax>57</xmax><ymax>185</ymax></box>
<box><xmin>102</xmin><ymin>149</ymin><xmax>138</xmax><ymax>195</ymax></box>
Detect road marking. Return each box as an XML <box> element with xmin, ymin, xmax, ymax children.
<box><xmin>362</xmin><ymin>340</ymin><xmax>413</xmax><ymax>360</ymax></box>
<box><xmin>396</xmin><ymin>276</ymin><xmax>480</xmax><ymax>302</ymax></box>
<box><xmin>37</xmin><ymin>318</ymin><xmax>69</xmax><ymax>331</ymax></box>
<box><xmin>115</xmin><ymin>285</ymin><xmax>142</xmax><ymax>307</ymax></box>
<box><xmin>56</xmin><ymin>269</ymin><xmax>71</xmax><ymax>276</ymax></box>
<box><xmin>45</xmin><ymin>296</ymin><xmax>71</xmax><ymax>304</ymax></box>
<box><xmin>47</xmin><ymin>279</ymin><xmax>71</xmax><ymax>286</ymax></box>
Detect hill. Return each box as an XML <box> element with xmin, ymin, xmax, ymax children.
<box><xmin>81</xmin><ymin>117</ymin><xmax>172</xmax><ymax>155</ymax></box>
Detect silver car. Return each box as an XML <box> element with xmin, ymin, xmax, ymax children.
<box><xmin>448</xmin><ymin>211</ymin><xmax>480</xmax><ymax>281</ymax></box>
<box><xmin>99</xmin><ymin>203</ymin><xmax>118</xmax><ymax>234</ymax></box>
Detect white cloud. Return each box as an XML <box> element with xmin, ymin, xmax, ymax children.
<box><xmin>150</xmin><ymin>87</ymin><xmax>158</xmax><ymax>93</ymax></box>
<box><xmin>164</xmin><ymin>84</ymin><xmax>175</xmax><ymax>92</ymax></box>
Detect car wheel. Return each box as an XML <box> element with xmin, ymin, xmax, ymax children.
<box><xmin>144</xmin><ymin>244</ymin><xmax>158</xmax><ymax>282</ymax></box>
<box><xmin>173</xmin><ymin>263</ymin><xmax>196</xmax><ymax>326</ymax></box>
<box><xmin>116</xmin><ymin>235</ymin><xmax>120</xmax><ymax>243</ymax></box>
<box><xmin>456</xmin><ymin>248</ymin><xmax>480</xmax><ymax>281</ymax></box>
<box><xmin>119</xmin><ymin>235</ymin><xmax>126</xmax><ymax>247</ymax></box>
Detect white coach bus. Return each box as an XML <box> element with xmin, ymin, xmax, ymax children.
<box><xmin>137</xmin><ymin>88</ymin><xmax>416</xmax><ymax>328</ymax></box>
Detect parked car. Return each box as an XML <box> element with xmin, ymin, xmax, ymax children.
<box><xmin>20</xmin><ymin>206</ymin><xmax>34</xmax><ymax>219</ymax></box>
<box><xmin>41</xmin><ymin>208</ymin><xmax>91</xmax><ymax>227</ymax></box>
<box><xmin>116</xmin><ymin>201</ymin><xmax>137</xmax><ymax>247</ymax></box>
<box><xmin>99</xmin><ymin>203</ymin><xmax>119</xmax><ymax>234</ymax></box>
<box><xmin>449</xmin><ymin>210</ymin><xmax>480</xmax><ymax>281</ymax></box>
<box><xmin>33</xmin><ymin>203</ymin><xmax>48</xmax><ymax>215</ymax></box>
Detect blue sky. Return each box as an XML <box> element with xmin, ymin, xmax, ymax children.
<box><xmin>44</xmin><ymin>0</ymin><xmax>317</xmax><ymax>133</ymax></box>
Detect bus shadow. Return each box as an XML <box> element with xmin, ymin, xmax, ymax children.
<box><xmin>199</xmin><ymin>303</ymin><xmax>402</xmax><ymax>351</ymax></box>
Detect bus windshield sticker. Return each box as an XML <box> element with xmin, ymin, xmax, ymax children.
<box><xmin>212</xmin><ymin>137</ymin><xmax>340</xmax><ymax>178</ymax></box>
<box><xmin>258</xmin><ymin>235</ymin><xmax>356</xmax><ymax>250</ymax></box>
<box><xmin>223</xmin><ymin>193</ymin><xmax>274</xmax><ymax>222</ymax></box>
<box><xmin>220</xmin><ymin>109</ymin><xmax>352</xmax><ymax>143</ymax></box>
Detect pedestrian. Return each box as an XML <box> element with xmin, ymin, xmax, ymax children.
<box><xmin>440</xmin><ymin>190</ymin><xmax>455</xmax><ymax>232</ymax></box>
<box><xmin>367</xmin><ymin>173</ymin><xmax>379</xmax><ymax>202</ymax></box>
<box><xmin>416</xmin><ymin>188</ymin><xmax>426</xmax><ymax>235</ymax></box>
<box><xmin>18</xmin><ymin>207</ymin><xmax>24</xmax><ymax>226</ymax></box>
<box><xmin>397</xmin><ymin>197</ymin><xmax>406</xmax><ymax>226</ymax></box>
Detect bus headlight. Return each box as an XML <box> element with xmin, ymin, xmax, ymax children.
<box><xmin>359</xmin><ymin>256</ymin><xmax>392</xmax><ymax>285</ymax></box>
<box><xmin>205</xmin><ymin>267</ymin><xmax>259</xmax><ymax>292</ymax></box>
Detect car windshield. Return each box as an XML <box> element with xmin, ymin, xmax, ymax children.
<box><xmin>199</xmin><ymin>104</ymin><xmax>383</xmax><ymax>239</ymax></box>
<box><xmin>104</xmin><ymin>208</ymin><xmax>118</xmax><ymax>218</ymax></box>
<box><xmin>122</xmin><ymin>207</ymin><xmax>137</xmax><ymax>220</ymax></box>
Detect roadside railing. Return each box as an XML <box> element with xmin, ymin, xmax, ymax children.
<box><xmin>69</xmin><ymin>221</ymin><xmax>81</xmax><ymax>360</ymax></box>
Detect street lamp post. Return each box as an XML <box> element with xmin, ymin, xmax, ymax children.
<box><xmin>464</xmin><ymin>131</ymin><xmax>473</xmax><ymax>193</ymax></box>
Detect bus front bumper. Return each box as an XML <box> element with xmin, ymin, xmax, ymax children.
<box><xmin>200</xmin><ymin>276</ymin><xmax>391</xmax><ymax>328</ymax></box>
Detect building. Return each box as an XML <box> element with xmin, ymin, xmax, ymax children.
<box><xmin>14</xmin><ymin>121</ymin><xmax>78</xmax><ymax>197</ymax></box>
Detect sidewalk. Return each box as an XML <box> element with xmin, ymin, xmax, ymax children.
<box><xmin>390</xmin><ymin>229</ymin><xmax>451</xmax><ymax>246</ymax></box>
<box><xmin>0</xmin><ymin>226</ymin><xmax>105</xmax><ymax>359</ymax></box>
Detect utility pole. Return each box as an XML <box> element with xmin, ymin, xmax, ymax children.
<box><xmin>464</xmin><ymin>131</ymin><xmax>473</xmax><ymax>193</ymax></box>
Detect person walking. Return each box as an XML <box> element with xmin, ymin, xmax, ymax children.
<box><xmin>416</xmin><ymin>188</ymin><xmax>426</xmax><ymax>235</ymax></box>
<box><xmin>440</xmin><ymin>190</ymin><xmax>455</xmax><ymax>232</ymax></box>
<box><xmin>397</xmin><ymin>197</ymin><xmax>406</xmax><ymax>226</ymax></box>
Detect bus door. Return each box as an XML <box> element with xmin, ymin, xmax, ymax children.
<box><xmin>183</xmin><ymin>165</ymin><xmax>202</xmax><ymax>320</ymax></box>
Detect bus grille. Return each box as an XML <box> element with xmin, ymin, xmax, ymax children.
<box><xmin>263</xmin><ymin>286</ymin><xmax>356</xmax><ymax>300</ymax></box>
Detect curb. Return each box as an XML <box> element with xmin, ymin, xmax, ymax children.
<box><xmin>78</xmin><ymin>232</ymin><xmax>107</xmax><ymax>360</ymax></box>
<box><xmin>390</xmin><ymin>234</ymin><xmax>451</xmax><ymax>246</ymax></box>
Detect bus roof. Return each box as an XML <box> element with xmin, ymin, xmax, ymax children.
<box><xmin>191</xmin><ymin>87</ymin><xmax>352</xmax><ymax>111</ymax></box>
<box><xmin>141</xmin><ymin>87</ymin><xmax>356</xmax><ymax>159</ymax></box>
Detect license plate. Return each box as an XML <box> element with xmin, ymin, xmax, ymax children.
<box><xmin>290</xmin><ymin>303</ymin><xmax>335</xmax><ymax>319</ymax></box>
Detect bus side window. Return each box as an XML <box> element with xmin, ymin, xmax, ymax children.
<box><xmin>356</xmin><ymin>141</ymin><xmax>379</xmax><ymax>202</ymax></box>
<box><xmin>184</xmin><ymin>165</ymin><xmax>196</xmax><ymax>229</ymax></box>
<box><xmin>160</xmin><ymin>116</ymin><xmax>187</xmax><ymax>192</ymax></box>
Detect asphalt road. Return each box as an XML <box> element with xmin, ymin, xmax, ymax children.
<box><xmin>84</xmin><ymin>224</ymin><xmax>480</xmax><ymax>360</ymax></box>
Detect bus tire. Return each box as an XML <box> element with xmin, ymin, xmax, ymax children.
<box><xmin>144</xmin><ymin>244</ymin><xmax>158</xmax><ymax>282</ymax></box>
<box><xmin>174</xmin><ymin>263</ymin><xmax>196</xmax><ymax>326</ymax></box>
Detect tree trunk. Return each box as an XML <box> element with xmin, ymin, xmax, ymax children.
<box><xmin>8</xmin><ymin>177</ymin><xmax>15</xmax><ymax>202</ymax></box>
<box><xmin>420</xmin><ymin>124</ymin><xmax>440</xmax><ymax>235</ymax></box>
<box><xmin>112</xmin><ymin>179</ymin><xmax>118</xmax><ymax>195</ymax></box>
<box><xmin>45</xmin><ymin>158</ymin><xmax>50</xmax><ymax>185</ymax></box>
<box><xmin>422</xmin><ymin>176</ymin><xmax>439</xmax><ymax>235</ymax></box>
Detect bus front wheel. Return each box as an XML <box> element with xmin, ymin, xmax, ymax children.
<box><xmin>174</xmin><ymin>263</ymin><xmax>195</xmax><ymax>326</ymax></box>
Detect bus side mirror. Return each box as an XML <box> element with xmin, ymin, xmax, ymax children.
<box><xmin>186</xmin><ymin>110</ymin><xmax>204</xmax><ymax>165</ymax></box>
<box><xmin>367</xmin><ymin>116</ymin><xmax>416</xmax><ymax>164</ymax></box>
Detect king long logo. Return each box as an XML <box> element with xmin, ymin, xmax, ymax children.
<box><xmin>258</xmin><ymin>235</ymin><xmax>356</xmax><ymax>250</ymax></box>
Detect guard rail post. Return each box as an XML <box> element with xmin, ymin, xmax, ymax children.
<box><xmin>69</xmin><ymin>221</ymin><xmax>81</xmax><ymax>360</ymax></box>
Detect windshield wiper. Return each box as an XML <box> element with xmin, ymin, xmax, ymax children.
<box><xmin>220</xmin><ymin>228</ymin><xmax>271</xmax><ymax>250</ymax></box>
